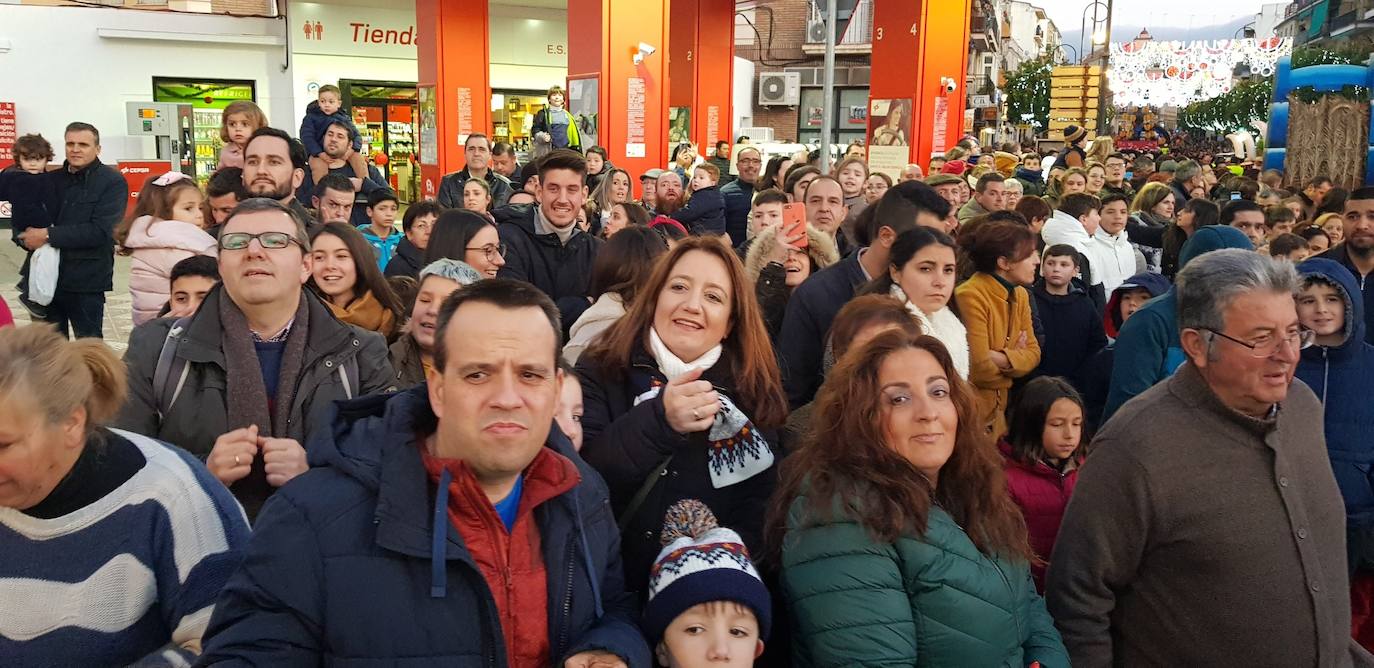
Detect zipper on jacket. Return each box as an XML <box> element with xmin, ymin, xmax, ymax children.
<box><xmin>556</xmin><ymin>540</ymin><xmax>576</xmax><ymax>658</ymax></box>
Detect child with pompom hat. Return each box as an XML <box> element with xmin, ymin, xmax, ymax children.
<box><xmin>643</xmin><ymin>499</ymin><xmax>772</xmax><ymax>667</ymax></box>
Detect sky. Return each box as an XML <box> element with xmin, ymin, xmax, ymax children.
<box><xmin>1034</xmin><ymin>0</ymin><xmax>1279</xmax><ymax>38</ymax></box>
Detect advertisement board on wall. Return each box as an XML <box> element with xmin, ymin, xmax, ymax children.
<box><xmin>0</xmin><ymin>102</ymin><xmax>15</xmax><ymax>171</ymax></box>
<box><xmin>568</xmin><ymin>76</ymin><xmax>599</xmax><ymax>150</ymax></box>
<box><xmin>867</xmin><ymin>98</ymin><xmax>911</xmax><ymax>181</ymax></box>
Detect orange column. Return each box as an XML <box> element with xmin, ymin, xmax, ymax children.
<box><xmin>869</xmin><ymin>0</ymin><xmax>971</xmax><ymax>170</ymax></box>
<box><xmin>416</xmin><ymin>0</ymin><xmax>492</xmax><ymax>199</ymax></box>
<box><xmin>569</xmin><ymin>0</ymin><xmax>671</xmax><ymax>196</ymax></box>
<box><xmin>667</xmin><ymin>0</ymin><xmax>734</xmax><ymax>153</ymax></box>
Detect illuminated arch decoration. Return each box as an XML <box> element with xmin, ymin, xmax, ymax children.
<box><xmin>1109</xmin><ymin>37</ymin><xmax>1291</xmax><ymax>108</ymax></box>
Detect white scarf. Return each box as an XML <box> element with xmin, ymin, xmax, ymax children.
<box><xmin>643</xmin><ymin>328</ymin><xmax>772</xmax><ymax>488</ymax></box>
<box><xmin>889</xmin><ymin>284</ymin><xmax>970</xmax><ymax>380</ymax></box>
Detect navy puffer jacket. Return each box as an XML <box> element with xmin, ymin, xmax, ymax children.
<box><xmin>197</xmin><ymin>385</ymin><xmax>650</xmax><ymax>667</ymax></box>
<box><xmin>1295</xmin><ymin>258</ymin><xmax>1374</xmax><ymax>573</ymax></box>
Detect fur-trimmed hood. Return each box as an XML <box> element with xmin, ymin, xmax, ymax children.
<box><xmin>743</xmin><ymin>223</ymin><xmax>841</xmax><ymax>285</ymax></box>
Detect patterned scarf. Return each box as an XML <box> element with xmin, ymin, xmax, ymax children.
<box><xmin>637</xmin><ymin>329</ymin><xmax>775</xmax><ymax>489</ymax></box>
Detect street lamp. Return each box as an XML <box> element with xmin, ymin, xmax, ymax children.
<box><xmin>1079</xmin><ymin>0</ymin><xmax>1108</xmax><ymax>64</ymax></box>
<box><xmin>1053</xmin><ymin>43</ymin><xmax>1079</xmax><ymax>64</ymax></box>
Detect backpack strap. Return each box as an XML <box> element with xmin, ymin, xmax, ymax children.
<box><xmin>152</xmin><ymin>317</ymin><xmax>193</xmax><ymax>420</ymax></box>
<box><xmin>617</xmin><ymin>455</ymin><xmax>673</xmax><ymax>531</ymax></box>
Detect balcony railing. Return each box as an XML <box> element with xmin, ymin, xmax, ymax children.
<box><xmin>805</xmin><ymin>0</ymin><xmax>874</xmax><ymax>46</ymax></box>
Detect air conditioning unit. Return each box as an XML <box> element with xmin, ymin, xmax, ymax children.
<box><xmin>739</xmin><ymin>127</ymin><xmax>775</xmax><ymax>143</ymax></box>
<box><xmin>758</xmin><ymin>72</ymin><xmax>801</xmax><ymax>106</ymax></box>
<box><xmin>807</xmin><ymin>19</ymin><xmax>828</xmax><ymax>43</ymax></box>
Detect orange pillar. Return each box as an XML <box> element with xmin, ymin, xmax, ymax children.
<box><xmin>869</xmin><ymin>0</ymin><xmax>971</xmax><ymax>170</ymax></box>
<box><xmin>416</xmin><ymin>0</ymin><xmax>492</xmax><ymax>200</ymax></box>
<box><xmin>568</xmin><ymin>0</ymin><xmax>671</xmax><ymax>196</ymax></box>
<box><xmin>667</xmin><ymin>0</ymin><xmax>734</xmax><ymax>152</ymax></box>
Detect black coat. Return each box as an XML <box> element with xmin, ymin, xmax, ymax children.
<box><xmin>1030</xmin><ymin>280</ymin><xmax>1107</xmax><ymax>389</ymax></box>
<box><xmin>575</xmin><ymin>346</ymin><xmax>777</xmax><ymax>597</ymax></box>
<box><xmin>670</xmin><ymin>185</ymin><xmax>727</xmax><ymax>236</ymax></box>
<box><xmin>383</xmin><ymin>237</ymin><xmax>424</xmax><ymax>279</ymax></box>
<box><xmin>777</xmin><ymin>251</ymin><xmax>868</xmax><ymax>408</ymax></box>
<box><xmin>495</xmin><ymin>205</ymin><xmax>599</xmax><ymax>332</ymax></box>
<box><xmin>198</xmin><ymin>386</ymin><xmax>650</xmax><ymax>667</ymax></box>
<box><xmin>437</xmin><ymin>168</ymin><xmax>515</xmax><ymax>210</ymax></box>
<box><xmin>720</xmin><ymin>178</ymin><xmax>756</xmax><ymax>243</ymax></box>
<box><xmin>11</xmin><ymin>159</ymin><xmax>127</xmax><ymax>294</ymax></box>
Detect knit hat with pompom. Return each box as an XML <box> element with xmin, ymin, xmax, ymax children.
<box><xmin>641</xmin><ymin>499</ymin><xmax>772</xmax><ymax>644</ymax></box>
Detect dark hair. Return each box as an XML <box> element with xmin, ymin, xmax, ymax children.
<box><xmin>1317</xmin><ymin>187</ymin><xmax>1349</xmax><ymax>216</ymax></box>
<box><xmin>613</xmin><ymin>201</ymin><xmax>652</xmax><ymax>228</ymax></box>
<box><xmin>1265</xmin><ymin>204</ymin><xmax>1296</xmax><ymax>227</ymax></box>
<box><xmin>1306</xmin><ymin>176</ymin><xmax>1334</xmax><ymax>190</ymax></box>
<box><xmin>1268</xmin><ymin>233</ymin><xmax>1309</xmax><ymax>258</ymax></box>
<box><xmin>324</xmin><ymin>119</ymin><xmax>357</xmax><ymax>142</ymax></box>
<box><xmin>538</xmin><ymin>149</ymin><xmax>587</xmax><ymax>179</ymax></box>
<box><xmin>64</xmin><ymin>122</ymin><xmax>100</xmax><ymax>145</ymax></box>
<box><xmin>588</xmin><ymin>226</ymin><xmax>668</xmax><ymax>303</ymax></box>
<box><xmin>1183</xmin><ymin>197</ymin><xmax>1221</xmax><ymax>228</ymax></box>
<box><xmin>962</xmin><ymin>221</ymin><xmax>1036</xmax><ymax>274</ymax></box>
<box><xmin>464</xmin><ymin>133</ymin><xmax>492</xmax><ymax>150</ymax></box>
<box><xmin>1013</xmin><ymin>195</ymin><xmax>1052</xmax><ymax>225</ymax></box>
<box><xmin>1299</xmin><ymin>225</ymin><xmax>1331</xmax><ymax>244</ymax></box>
<box><xmin>583</xmin><ymin>236</ymin><xmax>788</xmax><ymax>429</ymax></box>
<box><xmin>402</xmin><ymin>200</ymin><xmax>445</xmax><ymax>233</ymax></box>
<box><xmin>586</xmin><ymin>145</ymin><xmax>609</xmax><ymax>160</ymax></box>
<box><xmin>1005</xmin><ymin>376</ymin><xmax>1085</xmax><ymax>465</ymax></box>
<box><xmin>389</xmin><ymin>275</ymin><xmax>419</xmax><ymax>315</ymax></box>
<box><xmin>1059</xmin><ymin>193</ymin><xmax>1101</xmax><ymax>220</ymax></box>
<box><xmin>783</xmin><ymin>166</ymin><xmax>822</xmax><ymax>199</ymax></box>
<box><xmin>206</xmin><ymin>167</ymin><xmax>249</xmax><ymax>199</ymax></box>
<box><xmin>247</xmin><ymin>127</ymin><xmax>308</xmax><ymax>171</ymax></box>
<box><xmin>766</xmin><ymin>331</ymin><xmax>1033</xmax><ymax>561</ymax></box>
<box><xmin>1349</xmin><ymin>186</ymin><xmax>1374</xmax><ymax>203</ymax></box>
<box><xmin>169</xmin><ymin>255</ymin><xmax>220</xmax><ymax>286</ymax></box>
<box><xmin>764</xmin><ymin>155</ymin><xmax>792</xmax><ymax>188</ymax></box>
<box><xmin>860</xmin><ymin>226</ymin><xmax>959</xmax><ymax>298</ymax></box>
<box><xmin>870</xmin><ymin>180</ymin><xmax>953</xmax><ymax>239</ymax></box>
<box><xmin>367</xmin><ymin>188</ymin><xmax>399</xmax><ymax>209</ymax></box>
<box><xmin>425</xmin><ymin>209</ymin><xmax>496</xmax><ymax>265</ymax></box>
<box><xmin>671</xmin><ymin>143</ymin><xmax>695</xmax><ymax>163</ymax></box>
<box><xmin>315</xmin><ymin>173</ymin><xmax>355</xmax><ymax>199</ymax></box>
<box><xmin>1219</xmin><ymin>199</ymin><xmax>1263</xmax><ymax>227</ymax></box>
<box><xmin>1235</xmin><ymin>178</ymin><xmax>1261</xmax><ymax>202</ymax></box>
<box><xmin>14</xmin><ymin>134</ymin><xmax>53</xmax><ymax>160</ymax></box>
<box><xmin>434</xmin><ymin>279</ymin><xmax>563</xmax><ymax>371</ymax></box>
<box><xmin>1105</xmin><ymin>152</ymin><xmax>1126</xmax><ymax>164</ymax></box>
<box><xmin>975</xmin><ymin>172</ymin><xmax>1006</xmax><ymax>192</ymax></box>
<box><xmin>307</xmin><ymin>222</ymin><xmax>406</xmax><ymax>328</ymax></box>
<box><xmin>492</xmin><ymin>141</ymin><xmax>516</xmax><ymax>157</ymax></box>
<box><xmin>751</xmin><ymin>188</ymin><xmax>788</xmax><ymax>209</ymax></box>
<box><xmin>1042</xmin><ymin>243</ymin><xmax>1081</xmax><ymax>266</ymax></box>
<box><xmin>1098</xmin><ymin>192</ymin><xmax>1130</xmax><ymax>209</ymax></box>
<box><xmin>828</xmin><ymin>294</ymin><xmax>923</xmax><ymax>360</ymax></box>
<box><xmin>985</xmin><ymin>210</ymin><xmax>1029</xmax><ymax>226</ymax></box>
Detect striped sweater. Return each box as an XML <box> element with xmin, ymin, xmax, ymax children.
<box><xmin>0</xmin><ymin>429</ymin><xmax>249</xmax><ymax>666</ymax></box>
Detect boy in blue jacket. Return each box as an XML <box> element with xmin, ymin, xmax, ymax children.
<box><xmin>671</xmin><ymin>163</ymin><xmax>728</xmax><ymax>236</ymax></box>
<box><xmin>300</xmin><ymin>84</ymin><xmax>370</xmax><ymax>185</ymax></box>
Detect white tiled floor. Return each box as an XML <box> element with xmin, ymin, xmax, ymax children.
<box><xmin>0</xmin><ymin>237</ymin><xmax>132</xmax><ymax>352</ymax></box>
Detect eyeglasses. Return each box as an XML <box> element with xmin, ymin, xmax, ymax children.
<box><xmin>1203</xmin><ymin>327</ymin><xmax>1315</xmax><ymax>358</ymax></box>
<box><xmin>219</xmin><ymin>231</ymin><xmax>303</xmax><ymax>251</ymax></box>
<box><xmin>465</xmin><ymin>243</ymin><xmax>507</xmax><ymax>262</ymax></box>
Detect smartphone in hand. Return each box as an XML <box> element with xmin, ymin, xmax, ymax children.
<box><xmin>783</xmin><ymin>202</ymin><xmax>808</xmax><ymax>248</ymax></box>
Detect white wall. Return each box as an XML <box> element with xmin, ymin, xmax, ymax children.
<box><xmin>0</xmin><ymin>5</ymin><xmax>291</xmax><ymax>163</ymax></box>
<box><xmin>291</xmin><ymin>54</ymin><xmax>418</xmax><ymax>123</ymax></box>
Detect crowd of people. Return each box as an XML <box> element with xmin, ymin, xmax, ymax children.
<box><xmin>1</xmin><ymin>92</ymin><xmax>1373</xmax><ymax>668</ymax></box>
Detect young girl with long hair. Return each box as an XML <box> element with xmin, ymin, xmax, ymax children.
<box><xmin>116</xmin><ymin>173</ymin><xmax>217</xmax><ymax>325</ymax></box>
<box><xmin>216</xmin><ymin>100</ymin><xmax>268</xmax><ymax>169</ymax></box>
<box><xmin>308</xmin><ymin>223</ymin><xmax>406</xmax><ymax>340</ymax></box>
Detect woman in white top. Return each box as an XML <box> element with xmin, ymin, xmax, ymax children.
<box><xmin>859</xmin><ymin>226</ymin><xmax>969</xmax><ymax>379</ymax></box>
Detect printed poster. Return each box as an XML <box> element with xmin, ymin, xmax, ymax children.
<box><xmin>568</xmin><ymin>76</ymin><xmax>599</xmax><ymax>149</ymax></box>
<box><xmin>668</xmin><ymin>107</ymin><xmax>692</xmax><ymax>145</ymax></box>
<box><xmin>867</xmin><ymin>98</ymin><xmax>911</xmax><ymax>181</ymax></box>
<box><xmin>417</xmin><ymin>86</ymin><xmax>438</xmax><ymax>166</ymax></box>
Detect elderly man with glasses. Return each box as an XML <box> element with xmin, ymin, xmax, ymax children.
<box><xmin>115</xmin><ymin>197</ymin><xmax>397</xmax><ymax>520</ymax></box>
<box><xmin>1048</xmin><ymin>248</ymin><xmax>1371</xmax><ymax>666</ymax></box>
<box><xmin>721</xmin><ymin>146</ymin><xmax>764</xmax><ymax>244</ymax></box>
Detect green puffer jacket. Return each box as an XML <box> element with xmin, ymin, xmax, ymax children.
<box><xmin>780</xmin><ymin>490</ymin><xmax>1069</xmax><ymax>667</ymax></box>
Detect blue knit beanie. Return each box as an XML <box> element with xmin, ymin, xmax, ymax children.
<box><xmin>641</xmin><ymin>500</ymin><xmax>772</xmax><ymax>644</ymax></box>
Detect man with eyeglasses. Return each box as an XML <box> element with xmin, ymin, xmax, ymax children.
<box><xmin>1048</xmin><ymin>248</ymin><xmax>1369</xmax><ymax>667</ymax></box>
<box><xmin>1100</xmin><ymin>153</ymin><xmax>1135</xmax><ymax>201</ymax></box>
<box><xmin>385</xmin><ymin>200</ymin><xmax>444</xmax><ymax>279</ymax></box>
<box><xmin>116</xmin><ymin>198</ymin><xmax>396</xmax><ymax>520</ymax></box>
<box><xmin>721</xmin><ymin>146</ymin><xmax>763</xmax><ymax>244</ymax></box>
<box><xmin>495</xmin><ymin>150</ymin><xmax>601</xmax><ymax>333</ymax></box>
<box><xmin>437</xmin><ymin>133</ymin><xmax>514</xmax><ymax>210</ymax></box>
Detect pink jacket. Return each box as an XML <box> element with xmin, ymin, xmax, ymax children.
<box><xmin>123</xmin><ymin>215</ymin><xmax>217</xmax><ymax>325</ymax></box>
<box><xmin>218</xmin><ymin>143</ymin><xmax>244</xmax><ymax>169</ymax></box>
<box><xmin>0</xmin><ymin>295</ymin><xmax>12</xmax><ymax>328</ymax></box>
<box><xmin>998</xmin><ymin>438</ymin><xmax>1079</xmax><ymax>592</ymax></box>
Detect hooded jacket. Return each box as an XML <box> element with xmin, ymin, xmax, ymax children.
<box><xmin>198</xmin><ymin>386</ymin><xmax>649</xmax><ymax>666</ymax></box>
<box><xmin>495</xmin><ymin>204</ymin><xmax>601</xmax><ymax>332</ymax></box>
<box><xmin>1316</xmin><ymin>243</ymin><xmax>1374</xmax><ymax>345</ymax></box>
<box><xmin>1041</xmin><ymin>210</ymin><xmax>1108</xmax><ymax>310</ymax></box>
<box><xmin>1101</xmin><ymin>226</ymin><xmax>1251</xmax><ymax>424</ymax></box>
<box><xmin>121</xmin><ymin>215</ymin><xmax>218</xmax><ymax>326</ymax></box>
<box><xmin>670</xmin><ymin>184</ymin><xmax>727</xmax><ymax>236</ymax></box>
<box><xmin>1030</xmin><ymin>278</ymin><xmax>1107</xmax><ymax>388</ymax></box>
<box><xmin>744</xmin><ymin>224</ymin><xmax>841</xmax><ymax>341</ymax></box>
<box><xmin>1013</xmin><ymin>167</ymin><xmax>1045</xmax><ymax>197</ymax></box>
<box><xmin>299</xmin><ymin>100</ymin><xmax>363</xmax><ymax>157</ymax></box>
<box><xmin>1079</xmin><ymin>272</ymin><xmax>1171</xmax><ymax>434</ymax></box>
<box><xmin>1295</xmin><ymin>258</ymin><xmax>1374</xmax><ymax>574</ymax></box>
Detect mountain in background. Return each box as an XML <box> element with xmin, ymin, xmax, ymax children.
<box><xmin>1058</xmin><ymin>15</ymin><xmax>1255</xmax><ymax>53</ymax></box>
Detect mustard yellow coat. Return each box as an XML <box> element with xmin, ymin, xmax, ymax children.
<box><xmin>954</xmin><ymin>272</ymin><xmax>1041</xmax><ymax>438</ymax></box>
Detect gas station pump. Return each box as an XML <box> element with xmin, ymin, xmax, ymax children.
<box><xmin>124</xmin><ymin>102</ymin><xmax>196</xmax><ymax>177</ymax></box>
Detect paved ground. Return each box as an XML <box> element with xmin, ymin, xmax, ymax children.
<box><xmin>0</xmin><ymin>233</ymin><xmax>134</xmax><ymax>352</ymax></box>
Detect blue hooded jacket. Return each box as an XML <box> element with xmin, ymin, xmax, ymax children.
<box><xmin>199</xmin><ymin>385</ymin><xmax>650</xmax><ymax>667</ymax></box>
<box><xmin>1101</xmin><ymin>226</ymin><xmax>1252</xmax><ymax>424</ymax></box>
<box><xmin>1079</xmin><ymin>271</ymin><xmax>1172</xmax><ymax>431</ymax></box>
<box><xmin>1295</xmin><ymin>258</ymin><xmax>1374</xmax><ymax>572</ymax></box>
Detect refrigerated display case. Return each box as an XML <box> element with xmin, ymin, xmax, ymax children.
<box><xmin>152</xmin><ymin>78</ymin><xmax>256</xmax><ymax>185</ymax></box>
<box><xmin>342</xmin><ymin>81</ymin><xmax>419</xmax><ymax>202</ymax></box>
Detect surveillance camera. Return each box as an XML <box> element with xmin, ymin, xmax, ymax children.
<box><xmin>637</xmin><ymin>42</ymin><xmax>657</xmax><ymax>57</ymax></box>
<box><xmin>940</xmin><ymin>77</ymin><xmax>958</xmax><ymax>94</ymax></box>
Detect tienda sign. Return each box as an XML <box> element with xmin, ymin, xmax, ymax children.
<box><xmin>350</xmin><ymin>22</ymin><xmax>418</xmax><ymax>46</ymax></box>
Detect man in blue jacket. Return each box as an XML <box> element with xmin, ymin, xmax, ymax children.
<box><xmin>1101</xmin><ymin>225</ymin><xmax>1252</xmax><ymax>423</ymax></box>
<box><xmin>11</xmin><ymin>122</ymin><xmax>127</xmax><ymax>339</ymax></box>
<box><xmin>1316</xmin><ymin>186</ymin><xmax>1374</xmax><ymax>345</ymax></box>
<box><xmin>200</xmin><ymin>279</ymin><xmax>649</xmax><ymax>667</ymax></box>
<box><xmin>720</xmin><ymin>146</ymin><xmax>762</xmax><ymax>243</ymax></box>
